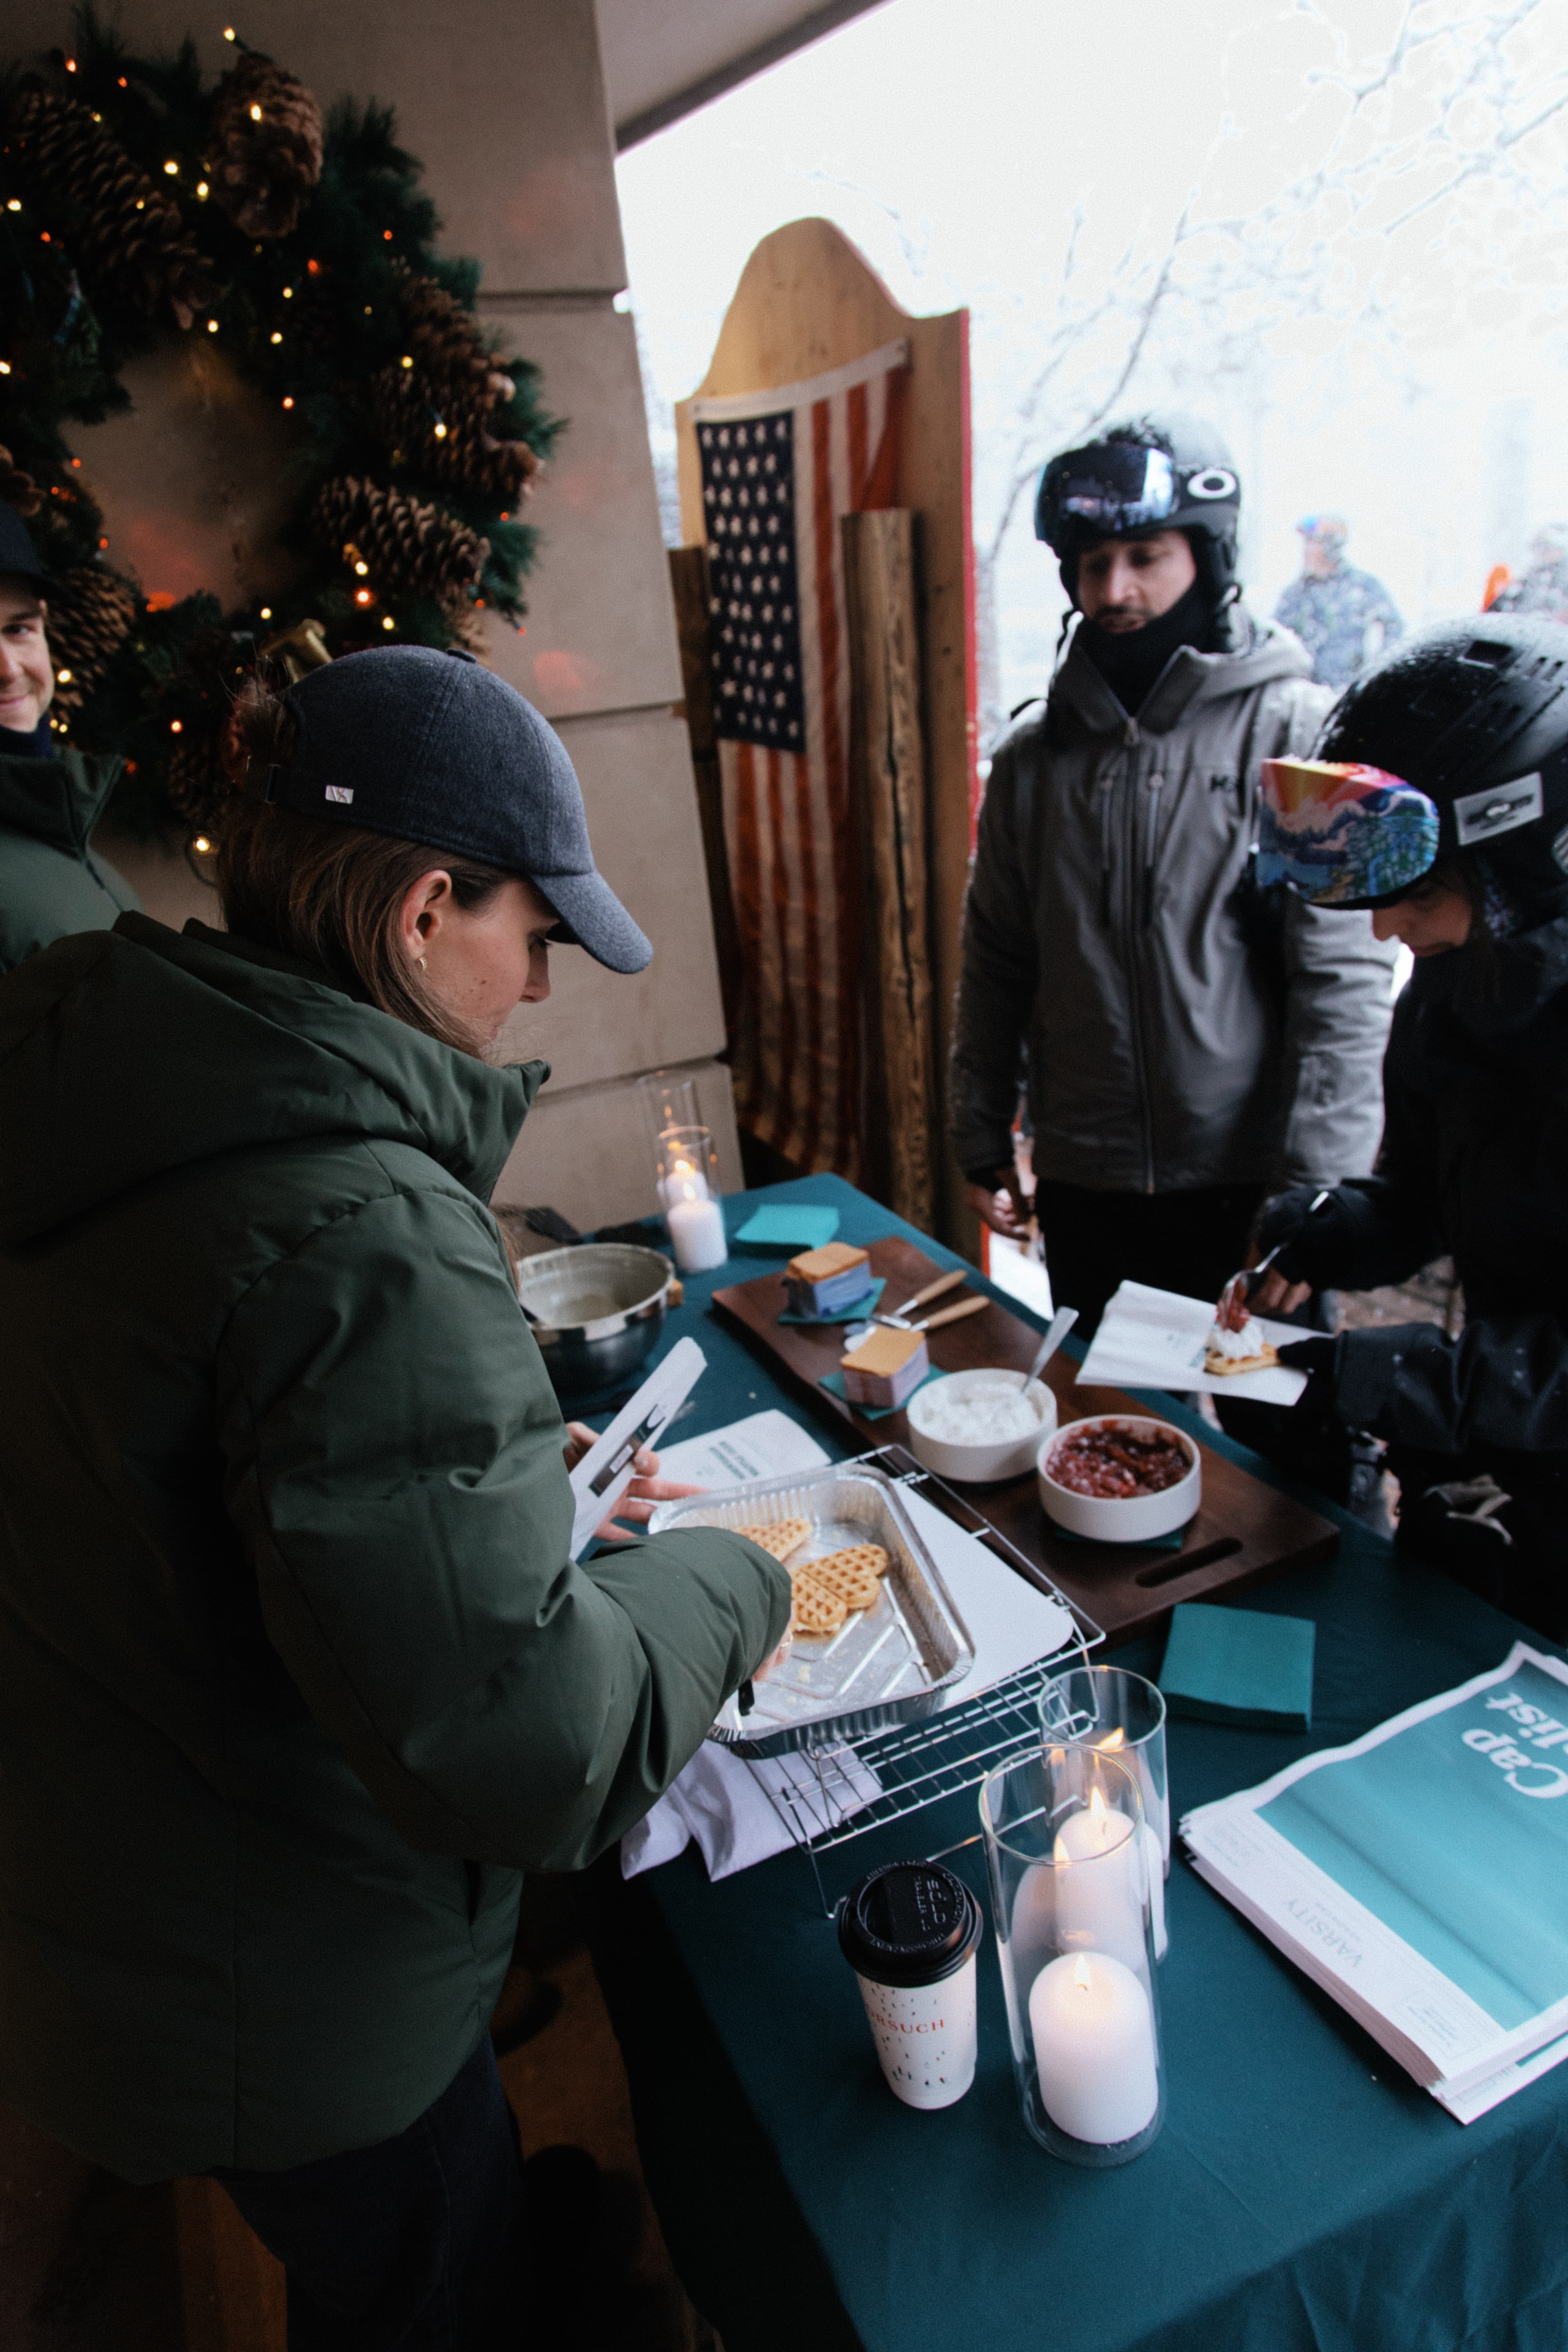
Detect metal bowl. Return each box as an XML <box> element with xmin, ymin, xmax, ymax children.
<box><xmin>516</xmin><ymin>1243</ymin><xmax>675</xmax><ymax>1398</ymax></box>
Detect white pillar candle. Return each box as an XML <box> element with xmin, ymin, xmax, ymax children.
<box><xmin>1053</xmin><ymin>1789</ymin><xmax>1149</xmax><ymax>1970</ymax></box>
<box><xmin>657</xmin><ymin>1159</ymin><xmax>710</xmax><ymax>1207</ymax></box>
<box><xmin>666</xmin><ymin>1194</ymin><xmax>728</xmax><ymax>1272</ymax></box>
<box><xmin>1029</xmin><ymin>1951</ymin><xmax>1160</xmax><ymax>2144</ymax></box>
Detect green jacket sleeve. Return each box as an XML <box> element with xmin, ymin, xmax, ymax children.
<box><xmin>217</xmin><ymin>1183</ymin><xmax>792</xmax><ymax>1871</ymax></box>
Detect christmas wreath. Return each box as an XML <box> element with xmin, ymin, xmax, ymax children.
<box><xmin>0</xmin><ymin>8</ymin><xmax>560</xmax><ymax>837</ymax></box>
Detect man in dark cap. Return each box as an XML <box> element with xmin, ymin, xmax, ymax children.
<box><xmin>0</xmin><ymin>486</ymin><xmax>138</xmax><ymax>971</ymax></box>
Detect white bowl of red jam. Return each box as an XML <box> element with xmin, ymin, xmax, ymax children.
<box><xmin>1036</xmin><ymin>1414</ymin><xmax>1200</xmax><ymax>1544</ymax></box>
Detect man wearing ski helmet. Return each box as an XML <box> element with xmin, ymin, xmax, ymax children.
<box><xmin>1251</xmin><ymin>612</ymin><xmax>1568</xmax><ymax>1632</ymax></box>
<box><xmin>950</xmin><ymin>412</ymin><xmax>1396</xmax><ymax>1496</ymax></box>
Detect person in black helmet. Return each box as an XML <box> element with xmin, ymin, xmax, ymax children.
<box><xmin>950</xmin><ymin>412</ymin><xmax>1397</xmax><ymax>1497</ymax></box>
<box><xmin>1252</xmin><ymin>612</ymin><xmax>1568</xmax><ymax>1634</ymax></box>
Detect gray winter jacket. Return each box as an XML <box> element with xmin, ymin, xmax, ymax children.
<box><xmin>950</xmin><ymin>605</ymin><xmax>1399</xmax><ymax>1194</ymax></box>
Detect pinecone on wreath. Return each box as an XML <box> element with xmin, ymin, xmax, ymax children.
<box><xmin>7</xmin><ymin>89</ymin><xmax>216</xmax><ymax>329</ymax></box>
<box><xmin>394</xmin><ymin>267</ymin><xmax>496</xmax><ymax>396</ymax></box>
<box><xmin>46</xmin><ymin>566</ymin><xmax>139</xmax><ymax>719</ymax></box>
<box><xmin>310</xmin><ymin>477</ymin><xmax>489</xmax><ymax>617</ymax></box>
<box><xmin>206</xmin><ymin>52</ymin><xmax>324</xmax><ymax>240</ymax></box>
<box><xmin>0</xmin><ymin>446</ymin><xmax>43</xmax><ymax>518</ymax></box>
<box><xmin>369</xmin><ymin>268</ymin><xmax>541</xmax><ymax>504</ymax></box>
<box><xmin>369</xmin><ymin>367</ymin><xmax>540</xmax><ymax>505</ymax></box>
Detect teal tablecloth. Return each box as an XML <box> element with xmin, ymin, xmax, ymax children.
<box><xmin>587</xmin><ymin>1176</ymin><xmax>1568</xmax><ymax>2352</ymax></box>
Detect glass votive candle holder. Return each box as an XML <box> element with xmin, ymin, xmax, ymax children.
<box><xmin>658</xmin><ymin>1125</ymin><xmax>727</xmax><ymax>1272</ymax></box>
<box><xmin>1040</xmin><ymin>1664</ymin><xmax>1169</xmax><ymax>1959</ymax></box>
<box><xmin>979</xmin><ymin>1746</ymin><xmax>1165</xmax><ymax>2167</ymax></box>
<box><xmin>639</xmin><ymin>1070</ymin><xmax>703</xmax><ymax>1160</ymax></box>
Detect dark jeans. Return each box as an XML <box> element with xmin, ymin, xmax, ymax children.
<box><xmin>1035</xmin><ymin>1179</ymin><xmax>1363</xmax><ymax>1509</ymax></box>
<box><xmin>1034</xmin><ymin>1178</ymin><xmax>1266</xmax><ymax>1341</ymax></box>
<box><xmin>214</xmin><ymin>2038</ymin><xmax>525</xmax><ymax>2352</ymax></box>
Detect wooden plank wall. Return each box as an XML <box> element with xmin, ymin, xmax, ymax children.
<box><xmin>674</xmin><ymin>218</ymin><xmax>977</xmax><ymax>1254</ymax></box>
<box><xmin>842</xmin><ymin>511</ymin><xmax>938</xmax><ymax>1232</ymax></box>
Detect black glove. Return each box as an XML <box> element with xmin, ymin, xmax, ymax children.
<box><xmin>1276</xmin><ymin>1334</ymin><xmax>1341</xmax><ymax>1414</ymax></box>
<box><xmin>1253</xmin><ymin>1186</ymin><xmax>1356</xmax><ymax>1287</ymax></box>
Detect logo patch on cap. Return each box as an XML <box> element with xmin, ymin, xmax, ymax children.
<box><xmin>324</xmin><ymin>785</ymin><xmax>354</xmax><ymax>804</ymax></box>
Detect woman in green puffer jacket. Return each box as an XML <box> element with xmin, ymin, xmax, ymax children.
<box><xmin>0</xmin><ymin>645</ymin><xmax>790</xmax><ymax>2348</ymax></box>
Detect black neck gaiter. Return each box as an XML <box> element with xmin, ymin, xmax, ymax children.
<box><xmin>0</xmin><ymin>714</ymin><xmax>57</xmax><ymax>760</ymax></box>
<box><xmin>1076</xmin><ymin>578</ymin><xmax>1219</xmax><ymax>715</ymax></box>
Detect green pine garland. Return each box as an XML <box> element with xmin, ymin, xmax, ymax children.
<box><xmin>0</xmin><ymin>7</ymin><xmax>561</xmax><ymax>835</ymax></box>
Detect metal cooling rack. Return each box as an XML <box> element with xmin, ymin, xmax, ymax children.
<box><xmin>747</xmin><ymin>1446</ymin><xmax>1105</xmax><ymax>1915</ymax></box>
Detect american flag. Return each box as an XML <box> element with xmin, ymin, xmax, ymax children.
<box><xmin>693</xmin><ymin>339</ymin><xmax>909</xmax><ymax>1182</ymax></box>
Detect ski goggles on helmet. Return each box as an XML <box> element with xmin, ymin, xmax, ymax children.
<box><xmin>1036</xmin><ymin>439</ymin><xmax>1240</xmax><ymax>551</ymax></box>
<box><xmin>1258</xmin><ymin>759</ymin><xmax>1441</xmax><ymax>906</ymax></box>
<box><xmin>1036</xmin><ymin>441</ymin><xmax>1181</xmax><ymax>546</ymax></box>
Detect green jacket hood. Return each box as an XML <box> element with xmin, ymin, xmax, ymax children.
<box><xmin>0</xmin><ymin>743</ymin><xmax>124</xmax><ymax>855</ymax></box>
<box><xmin>0</xmin><ymin>913</ymin><xmax>546</xmax><ymax>1247</ymax></box>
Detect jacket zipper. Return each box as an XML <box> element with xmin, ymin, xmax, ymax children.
<box><xmin>1116</xmin><ymin>719</ymin><xmax>1158</xmax><ymax>1194</ymax></box>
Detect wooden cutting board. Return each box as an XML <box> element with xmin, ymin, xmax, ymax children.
<box><xmin>711</xmin><ymin>1235</ymin><xmax>1339</xmax><ymax>1645</ymax></box>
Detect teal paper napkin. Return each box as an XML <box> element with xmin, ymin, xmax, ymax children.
<box><xmin>819</xmin><ymin>1365</ymin><xmax>944</xmax><ymax>1423</ymax></box>
<box><xmin>733</xmin><ymin>1205</ymin><xmax>841</xmax><ymax>1251</ymax></box>
<box><xmin>1158</xmin><ymin>1602</ymin><xmax>1316</xmax><ymax>1730</ymax></box>
<box><xmin>778</xmin><ymin>1278</ymin><xmax>886</xmax><ymax>1326</ymax></box>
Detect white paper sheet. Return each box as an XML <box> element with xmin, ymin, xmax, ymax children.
<box><xmin>655</xmin><ymin>1409</ymin><xmax>832</xmax><ymax>1489</ymax></box>
<box><xmin>621</xmin><ymin>1740</ymin><xmax>883</xmax><ymax>1881</ymax></box>
<box><xmin>1077</xmin><ymin>1279</ymin><xmax>1309</xmax><ymax>1404</ymax></box>
<box><xmin>898</xmin><ymin>1486</ymin><xmax>1080</xmax><ymax>1699</ymax></box>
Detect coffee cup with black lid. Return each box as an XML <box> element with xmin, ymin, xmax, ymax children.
<box><xmin>837</xmin><ymin>1860</ymin><xmax>984</xmax><ymax>2110</ymax></box>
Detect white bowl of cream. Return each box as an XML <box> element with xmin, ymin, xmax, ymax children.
<box><xmin>906</xmin><ymin>1368</ymin><xmax>1058</xmax><ymax>1484</ymax></box>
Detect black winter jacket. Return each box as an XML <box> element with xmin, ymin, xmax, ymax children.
<box><xmin>1323</xmin><ymin>915</ymin><xmax>1568</xmax><ymax>1601</ymax></box>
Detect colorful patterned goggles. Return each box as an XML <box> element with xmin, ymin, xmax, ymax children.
<box><xmin>1258</xmin><ymin>759</ymin><xmax>1441</xmax><ymax>906</ymax></box>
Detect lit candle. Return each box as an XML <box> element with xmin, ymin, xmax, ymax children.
<box><xmin>1053</xmin><ymin>1788</ymin><xmax>1156</xmax><ymax>1968</ymax></box>
<box><xmin>1029</xmin><ymin>1951</ymin><xmax>1159</xmax><ymax>2145</ymax></box>
<box><xmin>656</xmin><ymin>1157</ymin><xmax>710</xmax><ymax>1209</ymax></box>
<box><xmin>666</xmin><ymin>1194</ymin><xmax>727</xmax><ymax>1272</ymax></box>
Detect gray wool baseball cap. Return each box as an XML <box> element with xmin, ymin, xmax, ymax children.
<box><xmin>266</xmin><ymin>646</ymin><xmax>651</xmax><ymax>973</ymax></box>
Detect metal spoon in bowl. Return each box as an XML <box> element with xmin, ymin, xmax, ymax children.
<box><xmin>1017</xmin><ymin>1304</ymin><xmax>1078</xmax><ymax>1391</ymax></box>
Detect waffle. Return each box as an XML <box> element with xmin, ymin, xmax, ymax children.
<box><xmin>789</xmin><ymin>1579</ymin><xmax>849</xmax><ymax>1637</ymax></box>
<box><xmin>795</xmin><ymin>1544</ymin><xmax>889</xmax><ymax>1612</ymax></box>
<box><xmin>732</xmin><ymin>1517</ymin><xmax>812</xmax><ymax>1565</ymax></box>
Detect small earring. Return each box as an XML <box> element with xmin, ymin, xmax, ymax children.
<box><xmin>417</xmin><ymin>955</ymin><xmax>428</xmax><ymax>970</ymax></box>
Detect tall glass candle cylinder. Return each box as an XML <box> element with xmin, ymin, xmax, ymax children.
<box><xmin>1040</xmin><ymin>1665</ymin><xmax>1170</xmax><ymax>1960</ymax></box>
<box><xmin>980</xmin><ymin>1747</ymin><xmax>1164</xmax><ymax>2166</ymax></box>
<box><xmin>657</xmin><ymin>1125</ymin><xmax>727</xmax><ymax>1272</ymax></box>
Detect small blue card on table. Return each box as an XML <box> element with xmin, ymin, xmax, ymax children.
<box><xmin>1159</xmin><ymin>1602</ymin><xmax>1315</xmax><ymax>1730</ymax></box>
<box><xmin>732</xmin><ymin>1205</ymin><xmax>841</xmax><ymax>1251</ymax></box>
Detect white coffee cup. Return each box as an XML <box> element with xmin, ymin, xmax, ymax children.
<box><xmin>838</xmin><ymin>1860</ymin><xmax>984</xmax><ymax>2111</ymax></box>
<box><xmin>852</xmin><ymin>1951</ymin><xmax>979</xmax><ymax>2110</ymax></box>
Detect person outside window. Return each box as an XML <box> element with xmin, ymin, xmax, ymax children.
<box><xmin>0</xmin><ymin>472</ymin><xmax>138</xmax><ymax>970</ymax></box>
<box><xmin>1274</xmin><ymin>512</ymin><xmax>1403</xmax><ymax>690</ymax></box>
<box><xmin>0</xmin><ymin>645</ymin><xmax>791</xmax><ymax>2347</ymax></box>
<box><xmin>1487</xmin><ymin>523</ymin><xmax>1568</xmax><ymax>624</ymax></box>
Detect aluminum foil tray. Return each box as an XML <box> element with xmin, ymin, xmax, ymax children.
<box><xmin>649</xmin><ymin>1463</ymin><xmax>976</xmax><ymax>1757</ymax></box>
